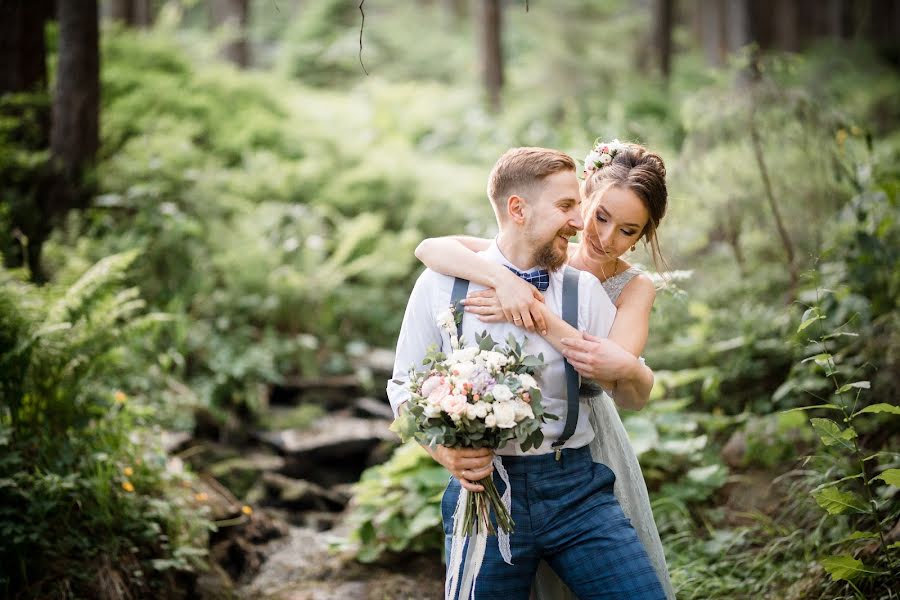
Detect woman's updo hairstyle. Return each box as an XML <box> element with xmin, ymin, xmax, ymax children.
<box><xmin>582</xmin><ymin>140</ymin><xmax>668</xmax><ymax>271</ymax></box>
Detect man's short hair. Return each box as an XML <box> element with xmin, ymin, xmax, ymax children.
<box><xmin>487</xmin><ymin>147</ymin><xmax>576</xmax><ymax>216</ymax></box>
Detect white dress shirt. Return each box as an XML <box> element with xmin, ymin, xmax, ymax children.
<box><xmin>387</xmin><ymin>240</ymin><xmax>617</xmax><ymax>456</ymax></box>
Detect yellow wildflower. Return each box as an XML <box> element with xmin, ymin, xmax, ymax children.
<box><xmin>123</xmin><ymin>467</ymin><xmax>134</xmax><ymax>477</ymax></box>
<box><xmin>122</xmin><ymin>481</ymin><xmax>135</xmax><ymax>493</ymax></box>
<box><xmin>195</xmin><ymin>492</ymin><xmax>208</xmax><ymax>502</ymax></box>
<box><xmin>241</xmin><ymin>505</ymin><xmax>253</xmax><ymax>516</ymax></box>
<box><xmin>114</xmin><ymin>391</ymin><xmax>127</xmax><ymax>404</ymax></box>
<box><xmin>836</xmin><ymin>128</ymin><xmax>848</xmax><ymax>146</ymax></box>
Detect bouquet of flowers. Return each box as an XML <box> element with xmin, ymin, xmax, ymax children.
<box><xmin>391</xmin><ymin>306</ymin><xmax>557</xmax><ymax>598</ymax></box>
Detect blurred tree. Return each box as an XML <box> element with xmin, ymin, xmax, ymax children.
<box><xmin>209</xmin><ymin>0</ymin><xmax>250</xmax><ymax>68</ymax></box>
<box><xmin>108</xmin><ymin>0</ymin><xmax>154</xmax><ymax>27</ymax></box>
<box><xmin>653</xmin><ymin>0</ymin><xmax>675</xmax><ymax>79</ymax></box>
<box><xmin>698</xmin><ymin>0</ymin><xmax>725</xmax><ymax>66</ymax></box>
<box><xmin>477</xmin><ymin>0</ymin><xmax>503</xmax><ymax>112</ymax></box>
<box><xmin>0</xmin><ymin>0</ymin><xmax>53</xmax><ymax>94</ymax></box>
<box><xmin>44</xmin><ymin>0</ymin><xmax>100</xmax><ymax>282</ymax></box>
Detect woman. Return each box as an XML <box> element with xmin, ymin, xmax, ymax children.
<box><xmin>415</xmin><ymin>140</ymin><xmax>675</xmax><ymax>599</ymax></box>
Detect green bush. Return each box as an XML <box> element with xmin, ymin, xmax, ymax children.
<box><xmin>0</xmin><ymin>254</ymin><xmax>211</xmax><ymax>598</ymax></box>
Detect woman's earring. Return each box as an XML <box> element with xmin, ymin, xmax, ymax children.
<box><xmin>631</xmin><ymin>245</ymin><xmax>636</xmax><ymax>252</ymax></box>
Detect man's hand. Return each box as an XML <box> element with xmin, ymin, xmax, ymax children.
<box><xmin>426</xmin><ymin>445</ymin><xmax>494</xmax><ymax>492</ymax></box>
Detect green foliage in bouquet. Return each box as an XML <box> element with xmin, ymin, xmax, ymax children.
<box><xmin>0</xmin><ymin>254</ymin><xmax>212</xmax><ymax>598</ymax></box>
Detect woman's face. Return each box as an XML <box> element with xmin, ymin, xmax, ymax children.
<box><xmin>582</xmin><ymin>185</ymin><xmax>649</xmax><ymax>261</ymax></box>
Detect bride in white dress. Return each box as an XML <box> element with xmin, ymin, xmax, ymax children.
<box><xmin>415</xmin><ymin>140</ymin><xmax>676</xmax><ymax>599</ymax></box>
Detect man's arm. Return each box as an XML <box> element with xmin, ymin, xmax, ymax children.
<box><xmin>385</xmin><ymin>270</ymin><xmax>494</xmax><ymax>492</ymax></box>
<box><xmin>386</xmin><ymin>270</ymin><xmax>444</xmax><ymax>417</ymax></box>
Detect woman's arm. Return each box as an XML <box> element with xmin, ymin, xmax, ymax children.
<box><xmin>464</xmin><ymin>275</ymin><xmax>657</xmax><ymax>410</ymax></box>
<box><xmin>415</xmin><ymin>236</ymin><xmax>547</xmax><ymax>332</ymax></box>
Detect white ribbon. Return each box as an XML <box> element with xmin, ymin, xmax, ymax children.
<box><xmin>445</xmin><ymin>457</ymin><xmax>514</xmax><ymax>600</ymax></box>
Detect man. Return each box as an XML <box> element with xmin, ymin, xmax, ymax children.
<box><xmin>387</xmin><ymin>147</ymin><xmax>665</xmax><ymax>599</ymax></box>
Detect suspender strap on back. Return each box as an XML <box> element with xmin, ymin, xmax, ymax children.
<box><xmin>552</xmin><ymin>266</ymin><xmax>581</xmax><ymax>453</ymax></box>
<box><xmin>450</xmin><ymin>278</ymin><xmax>470</xmax><ymax>340</ymax></box>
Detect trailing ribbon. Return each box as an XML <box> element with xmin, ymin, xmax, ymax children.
<box><xmin>445</xmin><ymin>457</ymin><xmax>513</xmax><ymax>600</ymax></box>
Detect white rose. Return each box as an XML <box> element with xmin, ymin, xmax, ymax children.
<box><xmin>598</xmin><ymin>153</ymin><xmax>612</xmax><ymax>165</ymax></box>
<box><xmin>491</xmin><ymin>384</ymin><xmax>513</xmax><ymax>403</ymax></box>
<box><xmin>436</xmin><ymin>308</ymin><xmax>456</xmax><ymax>333</ymax></box>
<box><xmin>585</xmin><ymin>150</ymin><xmax>601</xmax><ymax>167</ymax></box>
<box><xmin>450</xmin><ymin>347</ymin><xmax>479</xmax><ymax>364</ymax></box>
<box><xmin>424</xmin><ymin>403</ymin><xmax>442</xmax><ymax>418</ymax></box>
<box><xmin>474</xmin><ymin>401</ymin><xmax>490</xmax><ymax>419</ymax></box>
<box><xmin>513</xmin><ymin>400</ymin><xmax>534</xmax><ymax>422</ymax></box>
<box><xmin>517</xmin><ymin>373</ymin><xmax>537</xmax><ymax>391</ymax></box>
<box><xmin>485</xmin><ymin>414</ymin><xmax>497</xmax><ymax>428</ymax></box>
<box><xmin>492</xmin><ymin>402</ymin><xmax>517</xmax><ymax>429</ymax></box>
<box><xmin>451</xmin><ymin>360</ymin><xmax>477</xmax><ymax>381</ymax></box>
<box><xmin>465</xmin><ymin>403</ymin><xmax>479</xmax><ymax>420</ymax></box>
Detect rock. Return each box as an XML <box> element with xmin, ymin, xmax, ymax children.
<box><xmin>259</xmin><ymin>416</ymin><xmax>394</xmax><ymax>456</ymax></box>
<box><xmin>261</xmin><ymin>472</ymin><xmax>348</xmax><ymax>512</ymax></box>
<box><xmin>357</xmin><ymin>347</ymin><xmax>395</xmax><ymax>376</ymax></box>
<box><xmin>194</xmin><ymin>562</ymin><xmax>238</xmax><ymax>600</ymax></box>
<box><xmin>161</xmin><ymin>430</ymin><xmax>193</xmax><ymax>454</ymax></box>
<box><xmin>720</xmin><ymin>429</ymin><xmax>747</xmax><ymax>469</ymax></box>
<box><xmin>209</xmin><ymin>453</ymin><xmax>287</xmax><ymax>499</ymax></box>
<box><xmin>352</xmin><ymin>396</ymin><xmax>395</xmax><ymax>420</ymax></box>
<box><xmin>257</xmin><ymin>415</ymin><xmax>395</xmax><ymax>485</ymax></box>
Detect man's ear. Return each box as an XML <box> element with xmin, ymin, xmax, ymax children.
<box><xmin>507</xmin><ymin>195</ymin><xmax>527</xmax><ymax>224</ymax></box>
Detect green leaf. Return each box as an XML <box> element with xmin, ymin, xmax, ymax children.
<box><xmin>810</xmin><ymin>418</ymin><xmax>857</xmax><ymax>450</ymax></box>
<box><xmin>820</xmin><ymin>555</ymin><xmax>878</xmax><ymax>581</ymax></box>
<box><xmin>798</xmin><ymin>315</ymin><xmax>824</xmax><ymax>332</ymax></box>
<box><xmin>837</xmin><ymin>381</ymin><xmax>870</xmax><ymax>394</ymax></box>
<box><xmin>853</xmin><ymin>403</ymin><xmax>900</xmax><ymax>417</ymax></box>
<box><xmin>801</xmin><ymin>352</ymin><xmax>832</xmax><ymax>365</ymax></box>
<box><xmin>843</xmin><ymin>530</ymin><xmax>878</xmax><ymax>542</ymax></box>
<box><xmin>873</xmin><ymin>468</ymin><xmax>900</xmax><ymax>487</ymax></box>
<box><xmin>780</xmin><ymin>404</ymin><xmax>840</xmax><ymax>413</ymax></box>
<box><xmin>812</xmin><ymin>487</ymin><xmax>869</xmax><ymax>515</ymax></box>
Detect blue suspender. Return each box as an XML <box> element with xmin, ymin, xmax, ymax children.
<box><xmin>450</xmin><ymin>270</ymin><xmax>580</xmax><ymax>459</ymax></box>
<box><xmin>552</xmin><ymin>267</ymin><xmax>580</xmax><ymax>459</ymax></box>
<box><xmin>450</xmin><ymin>278</ymin><xmax>470</xmax><ymax>340</ymax></box>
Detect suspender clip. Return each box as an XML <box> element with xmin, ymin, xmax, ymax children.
<box><xmin>555</xmin><ymin>447</ymin><xmax>562</xmax><ymax>462</ymax></box>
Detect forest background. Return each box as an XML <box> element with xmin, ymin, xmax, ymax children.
<box><xmin>1</xmin><ymin>1</ymin><xmax>899</xmax><ymax>598</ymax></box>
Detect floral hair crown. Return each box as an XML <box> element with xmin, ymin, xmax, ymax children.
<box><xmin>583</xmin><ymin>138</ymin><xmax>628</xmax><ymax>178</ymax></box>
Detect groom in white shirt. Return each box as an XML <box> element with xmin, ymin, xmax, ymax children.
<box><xmin>387</xmin><ymin>147</ymin><xmax>665</xmax><ymax>599</ymax></box>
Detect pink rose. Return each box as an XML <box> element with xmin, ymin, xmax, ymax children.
<box><xmin>420</xmin><ymin>375</ymin><xmax>443</xmax><ymax>398</ymax></box>
<box><xmin>427</xmin><ymin>382</ymin><xmax>451</xmax><ymax>406</ymax></box>
<box><xmin>441</xmin><ymin>393</ymin><xmax>468</xmax><ymax>417</ymax></box>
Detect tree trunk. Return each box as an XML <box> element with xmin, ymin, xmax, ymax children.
<box><xmin>210</xmin><ymin>0</ymin><xmax>250</xmax><ymax>68</ymax></box>
<box><xmin>477</xmin><ymin>0</ymin><xmax>503</xmax><ymax>112</ymax></box>
<box><xmin>133</xmin><ymin>0</ymin><xmax>153</xmax><ymax>26</ymax></box>
<box><xmin>0</xmin><ymin>0</ymin><xmax>52</xmax><ymax>94</ymax></box>
<box><xmin>700</xmin><ymin>0</ymin><xmax>725</xmax><ymax>66</ymax></box>
<box><xmin>725</xmin><ymin>0</ymin><xmax>751</xmax><ymax>53</ymax></box>
<box><xmin>109</xmin><ymin>0</ymin><xmax>134</xmax><ymax>24</ymax></box>
<box><xmin>774</xmin><ymin>0</ymin><xmax>799</xmax><ymax>51</ymax></box>
<box><xmin>52</xmin><ymin>0</ymin><xmax>100</xmax><ymax>181</ymax></box>
<box><xmin>653</xmin><ymin>0</ymin><xmax>675</xmax><ymax>79</ymax></box>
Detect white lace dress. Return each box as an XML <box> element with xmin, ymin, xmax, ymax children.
<box><xmin>530</xmin><ymin>267</ymin><xmax>676</xmax><ymax>600</ymax></box>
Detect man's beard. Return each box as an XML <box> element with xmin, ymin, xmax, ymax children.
<box><xmin>533</xmin><ymin>227</ymin><xmax>578</xmax><ymax>271</ymax></box>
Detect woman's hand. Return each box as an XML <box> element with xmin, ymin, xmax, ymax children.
<box><xmin>462</xmin><ymin>277</ymin><xmax>546</xmax><ymax>333</ymax></box>
<box><xmin>560</xmin><ymin>333</ymin><xmax>640</xmax><ymax>384</ymax></box>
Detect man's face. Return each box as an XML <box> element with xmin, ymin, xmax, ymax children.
<box><xmin>524</xmin><ymin>170</ymin><xmax>583</xmax><ymax>270</ymax></box>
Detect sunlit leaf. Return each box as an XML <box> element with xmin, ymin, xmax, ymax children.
<box><xmin>820</xmin><ymin>555</ymin><xmax>878</xmax><ymax>581</ymax></box>
<box><xmin>874</xmin><ymin>469</ymin><xmax>900</xmax><ymax>487</ymax></box>
<box><xmin>837</xmin><ymin>381</ymin><xmax>870</xmax><ymax>394</ymax></box>
<box><xmin>854</xmin><ymin>403</ymin><xmax>900</xmax><ymax>417</ymax></box>
<box><xmin>810</xmin><ymin>418</ymin><xmax>856</xmax><ymax>450</ymax></box>
<box><xmin>812</xmin><ymin>487</ymin><xmax>868</xmax><ymax>515</ymax></box>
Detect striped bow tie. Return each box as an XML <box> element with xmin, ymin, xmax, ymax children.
<box><xmin>506</xmin><ymin>266</ymin><xmax>550</xmax><ymax>291</ymax></box>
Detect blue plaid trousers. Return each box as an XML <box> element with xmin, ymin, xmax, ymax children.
<box><xmin>442</xmin><ymin>446</ymin><xmax>665</xmax><ymax>599</ymax></box>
